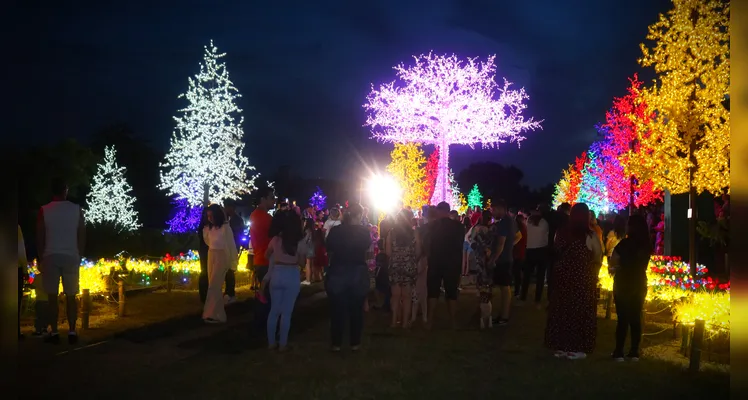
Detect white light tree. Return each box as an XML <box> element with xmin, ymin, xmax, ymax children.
<box><xmin>85</xmin><ymin>145</ymin><xmax>141</xmax><ymax>231</ymax></box>
<box><xmin>364</xmin><ymin>53</ymin><xmax>542</xmax><ymax>205</ymax></box>
<box><xmin>160</xmin><ymin>40</ymin><xmax>256</xmax><ymax>207</ymax></box>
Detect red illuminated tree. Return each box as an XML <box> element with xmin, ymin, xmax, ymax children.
<box><xmin>597</xmin><ymin>75</ymin><xmax>661</xmax><ymax>212</ymax></box>
<box><xmin>567</xmin><ymin>152</ymin><xmax>587</xmax><ymax>205</ymax></box>
<box><xmin>425</xmin><ymin>148</ymin><xmax>439</xmax><ymax>201</ymax></box>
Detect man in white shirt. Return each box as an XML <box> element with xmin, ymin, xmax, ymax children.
<box><xmin>36</xmin><ymin>178</ymin><xmax>85</xmax><ymax>344</ymax></box>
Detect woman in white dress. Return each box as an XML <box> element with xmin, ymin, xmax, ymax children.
<box><xmin>202</xmin><ymin>204</ymin><xmax>238</xmax><ymax>323</ymax></box>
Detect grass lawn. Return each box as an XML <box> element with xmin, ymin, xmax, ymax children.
<box><xmin>110</xmin><ymin>286</ymin><xmax>729</xmax><ymax>400</ymax></box>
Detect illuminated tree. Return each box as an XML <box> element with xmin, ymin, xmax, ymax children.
<box><xmin>364</xmin><ymin>53</ymin><xmax>542</xmax><ymax>206</ymax></box>
<box><xmin>552</xmin><ymin>167</ymin><xmax>573</xmax><ymax>208</ymax></box>
<box><xmin>85</xmin><ymin>146</ymin><xmax>141</xmax><ymax>232</ymax></box>
<box><xmin>448</xmin><ymin>169</ymin><xmax>460</xmax><ymax>210</ymax></box>
<box><xmin>160</xmin><ymin>40</ymin><xmax>257</xmax><ymax>207</ymax></box>
<box><xmin>309</xmin><ymin>186</ymin><xmax>327</xmax><ymax>210</ymax></box>
<box><xmin>457</xmin><ymin>193</ymin><xmax>468</xmax><ymax>214</ymax></box>
<box><xmin>597</xmin><ymin>75</ymin><xmax>661</xmax><ymax>211</ymax></box>
<box><xmin>386</xmin><ymin>143</ymin><xmax>429</xmax><ymax>209</ymax></box>
<box><xmin>552</xmin><ymin>153</ymin><xmax>586</xmax><ymax>208</ymax></box>
<box><xmin>166</xmin><ymin>198</ymin><xmax>202</xmax><ymax>233</ymax></box>
<box><xmin>630</xmin><ymin>0</ymin><xmax>729</xmax><ymax>195</ymax></box>
<box><xmin>632</xmin><ymin>0</ymin><xmax>729</xmax><ymax>272</ymax></box>
<box><xmin>577</xmin><ymin>143</ymin><xmax>615</xmax><ymax>215</ymax></box>
<box><xmin>467</xmin><ymin>184</ymin><xmax>483</xmax><ymax>209</ymax></box>
<box><xmin>425</xmin><ymin>149</ymin><xmax>439</xmax><ymax>201</ymax></box>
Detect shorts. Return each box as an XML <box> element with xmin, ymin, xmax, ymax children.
<box><xmin>493</xmin><ymin>262</ymin><xmax>513</xmax><ymax>287</ymax></box>
<box><xmin>427</xmin><ymin>262</ymin><xmax>461</xmax><ymax>300</ymax></box>
<box><xmin>41</xmin><ymin>254</ymin><xmax>80</xmax><ymax>295</ymax></box>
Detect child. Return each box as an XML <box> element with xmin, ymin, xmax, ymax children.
<box><xmin>31</xmin><ymin>270</ymin><xmax>49</xmax><ymax>337</ymax></box>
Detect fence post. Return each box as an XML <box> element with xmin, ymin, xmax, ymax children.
<box><xmin>166</xmin><ymin>264</ymin><xmax>172</xmax><ymax>293</ymax></box>
<box><xmin>605</xmin><ymin>291</ymin><xmax>613</xmax><ymax>320</ymax></box>
<box><xmin>689</xmin><ymin>319</ymin><xmax>705</xmax><ymax>372</ymax></box>
<box><xmin>680</xmin><ymin>324</ymin><xmax>690</xmax><ymax>355</ymax></box>
<box><xmin>118</xmin><ymin>281</ymin><xmax>126</xmax><ymax>317</ymax></box>
<box><xmin>81</xmin><ymin>289</ymin><xmax>91</xmax><ymax>329</ymax></box>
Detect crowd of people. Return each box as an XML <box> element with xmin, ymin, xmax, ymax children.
<box><xmin>19</xmin><ymin>179</ymin><xmax>660</xmax><ymax>363</ymax></box>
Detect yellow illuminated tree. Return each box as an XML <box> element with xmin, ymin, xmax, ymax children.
<box><xmin>386</xmin><ymin>143</ymin><xmax>429</xmax><ymax>209</ymax></box>
<box><xmin>629</xmin><ymin>0</ymin><xmax>730</xmax><ymax>195</ymax></box>
<box><xmin>552</xmin><ymin>167</ymin><xmax>574</xmax><ymax>208</ymax></box>
<box><xmin>457</xmin><ymin>192</ymin><xmax>468</xmax><ymax>215</ymax></box>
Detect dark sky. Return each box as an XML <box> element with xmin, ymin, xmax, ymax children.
<box><xmin>15</xmin><ymin>0</ymin><xmax>672</xmax><ymax>188</ymax></box>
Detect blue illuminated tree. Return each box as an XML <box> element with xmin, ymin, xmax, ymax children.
<box><xmin>309</xmin><ymin>186</ymin><xmax>327</xmax><ymax>210</ymax></box>
<box><xmin>165</xmin><ymin>197</ymin><xmax>202</xmax><ymax>233</ymax></box>
<box><xmin>577</xmin><ymin>142</ymin><xmax>615</xmax><ymax>215</ymax></box>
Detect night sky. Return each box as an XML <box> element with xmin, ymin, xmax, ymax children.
<box><xmin>15</xmin><ymin>0</ymin><xmax>673</xmax><ymax>188</ymax></box>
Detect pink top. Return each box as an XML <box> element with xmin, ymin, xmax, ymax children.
<box><xmin>268</xmin><ymin>236</ymin><xmax>301</xmax><ymax>265</ymax></box>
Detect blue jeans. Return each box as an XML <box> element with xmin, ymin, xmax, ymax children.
<box><xmin>267</xmin><ymin>266</ymin><xmax>301</xmax><ymax>347</ymax></box>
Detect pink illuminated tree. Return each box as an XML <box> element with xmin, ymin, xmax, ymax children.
<box><xmin>364</xmin><ymin>53</ymin><xmax>542</xmax><ymax>205</ymax></box>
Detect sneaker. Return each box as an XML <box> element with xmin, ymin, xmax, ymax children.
<box><xmin>330</xmin><ymin>346</ymin><xmax>341</xmax><ymax>352</ymax></box>
<box><xmin>611</xmin><ymin>352</ymin><xmax>625</xmax><ymax>362</ymax></box>
<box><xmin>497</xmin><ymin>318</ymin><xmax>509</xmax><ymax>326</ymax></box>
<box><xmin>627</xmin><ymin>352</ymin><xmax>640</xmax><ymax>362</ymax></box>
<box><xmin>224</xmin><ymin>295</ymin><xmax>237</xmax><ymax>305</ymax></box>
<box><xmin>553</xmin><ymin>350</ymin><xmax>566</xmax><ymax>358</ymax></box>
<box><xmin>68</xmin><ymin>332</ymin><xmax>79</xmax><ymax>345</ymax></box>
<box><xmin>203</xmin><ymin>318</ymin><xmax>222</xmax><ymax>324</ymax></box>
<box><xmin>351</xmin><ymin>345</ymin><xmax>361</xmax><ymax>352</ymax></box>
<box><xmin>301</xmin><ymin>280</ymin><xmax>311</xmax><ymax>286</ymax></box>
<box><xmin>45</xmin><ymin>333</ymin><xmax>60</xmax><ymax>344</ymax></box>
<box><xmin>566</xmin><ymin>352</ymin><xmax>587</xmax><ymax>360</ymax></box>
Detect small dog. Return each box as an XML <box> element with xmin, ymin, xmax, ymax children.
<box><xmin>479</xmin><ymin>291</ymin><xmax>493</xmax><ymax>329</ymax></box>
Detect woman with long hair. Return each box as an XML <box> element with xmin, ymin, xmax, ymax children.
<box><xmin>520</xmin><ymin>207</ymin><xmax>550</xmax><ymax>307</ymax></box>
<box><xmin>545</xmin><ymin>203</ymin><xmax>603</xmax><ymax>360</ymax></box>
<box><xmin>608</xmin><ymin>214</ymin><xmax>651</xmax><ymax>361</ymax></box>
<box><xmin>202</xmin><ymin>204</ymin><xmax>238</xmax><ymax>324</ymax></box>
<box><xmin>386</xmin><ymin>208</ymin><xmax>421</xmax><ymax>328</ymax></box>
<box><xmin>325</xmin><ymin>203</ymin><xmax>373</xmax><ymax>351</ymax></box>
<box><xmin>605</xmin><ymin>214</ymin><xmax>627</xmax><ymax>258</ymax></box>
<box><xmin>262</xmin><ymin>210</ymin><xmax>304</xmax><ymax>351</ymax></box>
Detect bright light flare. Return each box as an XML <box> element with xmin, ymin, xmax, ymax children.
<box><xmin>368</xmin><ymin>174</ymin><xmax>401</xmax><ymax>212</ymax></box>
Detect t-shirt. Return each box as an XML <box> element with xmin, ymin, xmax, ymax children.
<box><xmin>426</xmin><ymin>218</ymin><xmax>464</xmax><ymax>268</ymax></box>
<box><xmin>491</xmin><ymin>216</ymin><xmax>517</xmax><ymax>264</ymax></box>
<box><xmin>323</xmin><ymin>219</ymin><xmax>342</xmax><ymax>239</ymax></box>
<box><xmin>268</xmin><ymin>236</ymin><xmax>302</xmax><ymax>265</ymax></box>
<box><xmin>526</xmin><ymin>218</ymin><xmax>549</xmax><ymax>249</ymax></box>
<box><xmin>612</xmin><ymin>238</ymin><xmax>650</xmax><ymax>292</ymax></box>
<box><xmin>325</xmin><ymin>223</ymin><xmax>372</xmax><ymax>270</ymax></box>
<box><xmin>228</xmin><ymin>214</ymin><xmax>245</xmax><ymax>251</ymax></box>
<box><xmin>249</xmin><ymin>208</ymin><xmax>272</xmax><ymax>266</ymax></box>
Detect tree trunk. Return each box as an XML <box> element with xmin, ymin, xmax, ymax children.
<box><xmin>431</xmin><ymin>142</ymin><xmax>450</xmax><ymax>206</ymax></box>
<box><xmin>688</xmin><ymin>138</ymin><xmax>698</xmax><ymax>276</ymax></box>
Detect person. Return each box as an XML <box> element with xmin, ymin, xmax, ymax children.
<box><xmin>224</xmin><ymin>199</ymin><xmax>245</xmax><ymax>304</ymax></box>
<box><xmin>470</xmin><ymin>210</ymin><xmax>494</xmax><ymax>307</ymax></box>
<box><xmin>37</xmin><ymin>178</ymin><xmax>86</xmax><ymax>344</ymax></box>
<box><xmin>323</xmin><ymin>207</ymin><xmax>342</xmax><ymax>239</ymax></box>
<box><xmin>325</xmin><ymin>203</ymin><xmax>372</xmax><ymax>351</ymax></box>
<box><xmin>425</xmin><ymin>202</ymin><xmax>465</xmax><ymax>330</ymax></box>
<box><xmin>488</xmin><ymin>200</ymin><xmax>521</xmax><ymax>325</ymax></box>
<box><xmin>386</xmin><ymin>209</ymin><xmax>421</xmax><ymax>328</ymax></box>
<box><xmin>608</xmin><ymin>214</ymin><xmax>651</xmax><ymax>361</ymax></box>
<box><xmin>301</xmin><ymin>218</ymin><xmax>316</xmax><ymax>285</ymax></box>
<box><xmin>605</xmin><ymin>214</ymin><xmax>627</xmax><ymax>258</ymax></box>
<box><xmin>197</xmin><ymin>209</ymin><xmax>210</xmax><ymax>301</ymax></box>
<box><xmin>547</xmin><ymin>202</ymin><xmax>571</xmax><ymax>300</ymax></box>
<box><xmin>250</xmin><ymin>187</ymin><xmax>276</xmax><ymax>329</ymax></box>
<box><xmin>654</xmin><ymin>213</ymin><xmax>665</xmax><ymax>255</ymax></box>
<box><xmin>202</xmin><ymin>204</ymin><xmax>238</xmax><ymax>324</ymax></box>
<box><xmin>513</xmin><ymin>213</ymin><xmax>527</xmax><ymax>298</ymax></box>
<box><xmin>520</xmin><ymin>208</ymin><xmax>550</xmax><ymax>307</ymax></box>
<box><xmin>18</xmin><ymin>225</ymin><xmax>28</xmax><ymax>340</ymax></box>
<box><xmin>589</xmin><ymin>210</ymin><xmax>604</xmax><ymax>245</ymax></box>
<box><xmin>262</xmin><ymin>210</ymin><xmax>304</xmax><ymax>351</ymax></box>
<box><xmin>545</xmin><ymin>203</ymin><xmax>603</xmax><ymax>360</ymax></box>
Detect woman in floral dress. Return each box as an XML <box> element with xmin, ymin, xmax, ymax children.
<box><xmin>545</xmin><ymin>203</ymin><xmax>603</xmax><ymax>360</ymax></box>
<box><xmin>471</xmin><ymin>211</ymin><xmax>494</xmax><ymax>302</ymax></box>
<box><xmin>386</xmin><ymin>209</ymin><xmax>421</xmax><ymax>328</ymax></box>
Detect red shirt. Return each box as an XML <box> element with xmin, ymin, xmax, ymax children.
<box><xmin>250</xmin><ymin>208</ymin><xmax>272</xmax><ymax>266</ymax></box>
